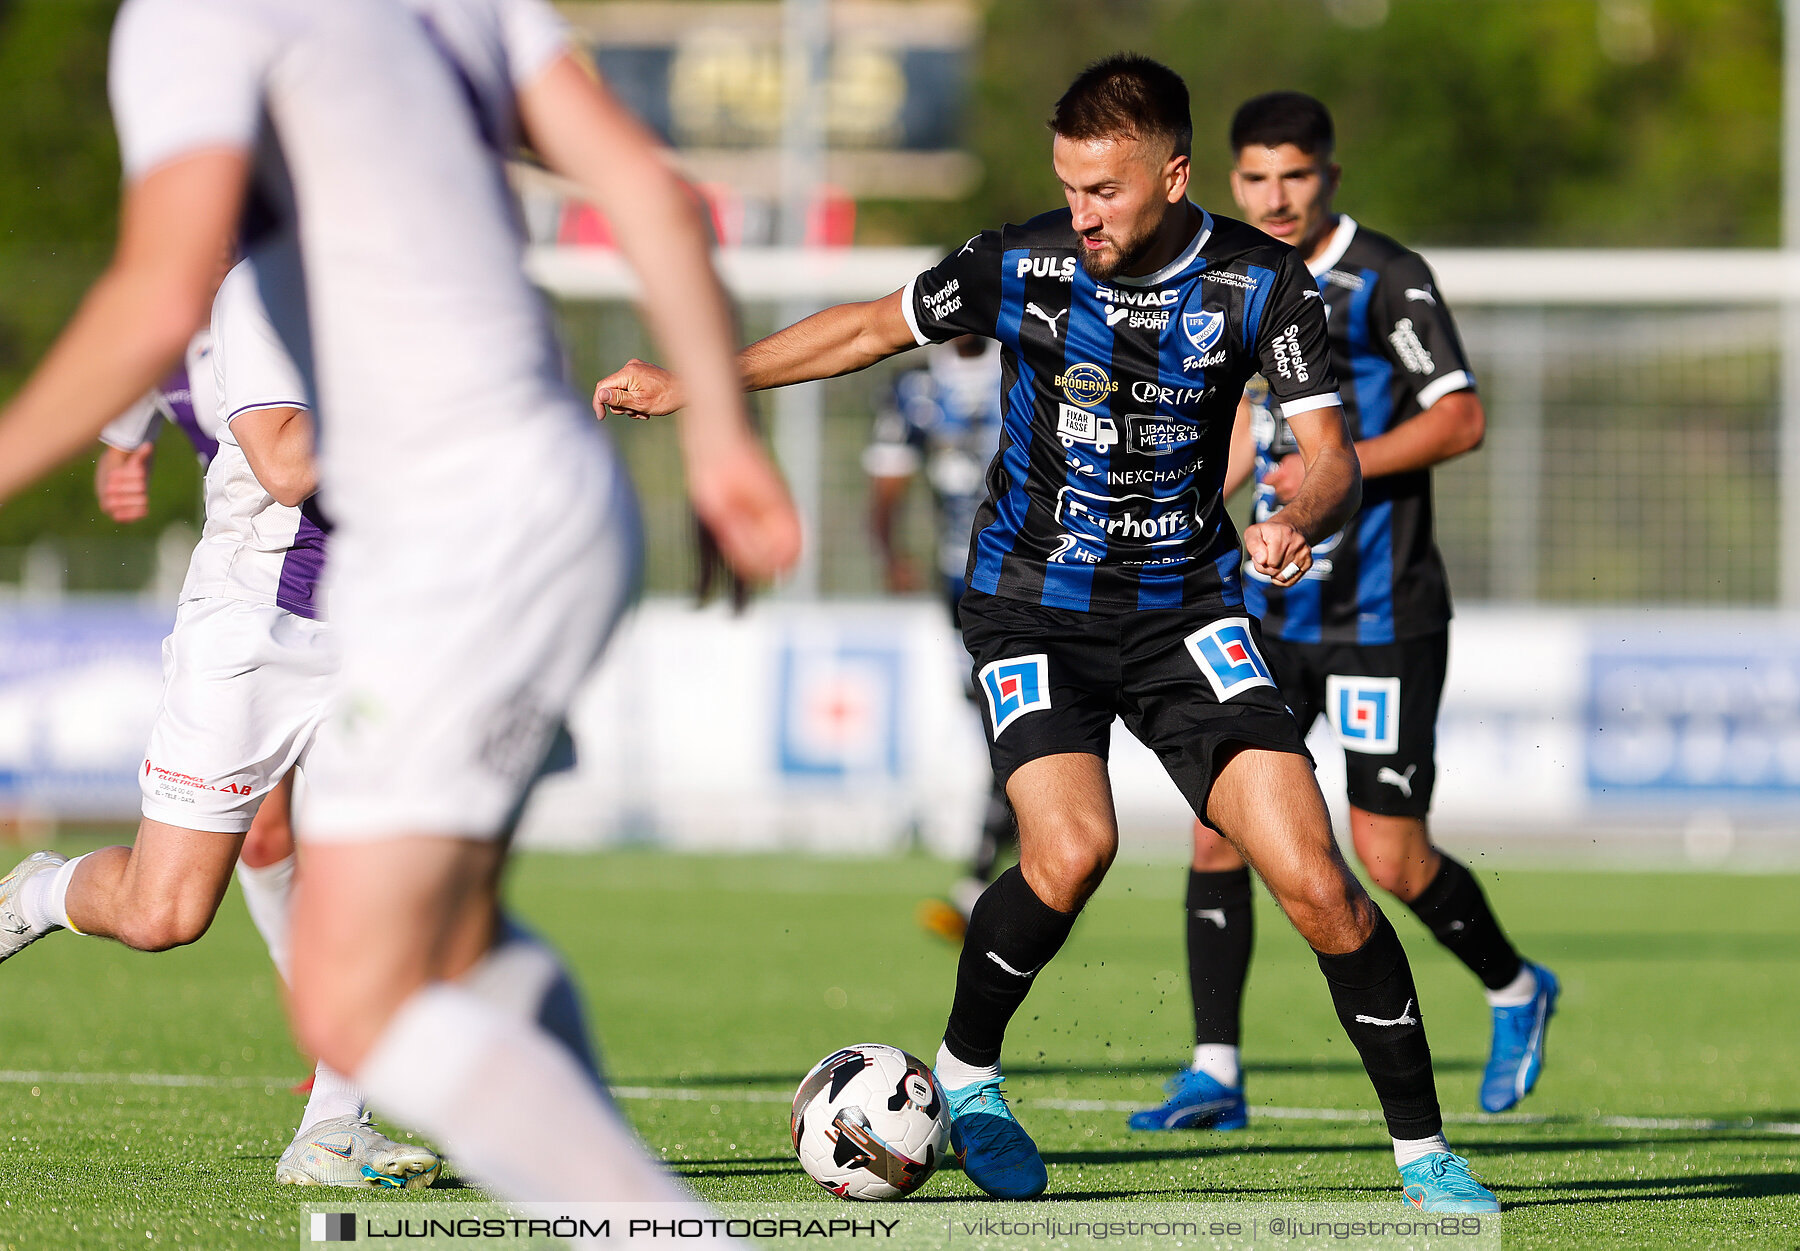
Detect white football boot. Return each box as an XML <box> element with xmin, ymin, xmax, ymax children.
<box><xmin>0</xmin><ymin>852</ymin><xmax>67</xmax><ymax>964</ymax></box>
<box><xmin>276</xmin><ymin>1113</ymin><xmax>443</xmax><ymax>1188</ymax></box>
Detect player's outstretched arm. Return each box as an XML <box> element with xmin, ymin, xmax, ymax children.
<box><xmin>0</xmin><ymin>152</ymin><xmax>244</xmax><ymax>508</ymax></box>
<box><xmin>593</xmin><ymin>292</ymin><xmax>919</xmax><ymax>418</ymax></box>
<box><xmin>232</xmin><ymin>406</ymin><xmax>317</xmax><ymax>508</ymax></box>
<box><xmin>1242</xmin><ymin>403</ymin><xmax>1360</xmax><ymax>587</ymax></box>
<box><xmin>518</xmin><ymin>55</ymin><xmax>799</xmax><ymax>580</ymax></box>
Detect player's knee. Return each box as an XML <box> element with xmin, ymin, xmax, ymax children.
<box><xmin>1348</xmin><ymin>813</ymin><xmax>1433</xmax><ymax>899</ymax></box>
<box><xmin>239</xmin><ymin>813</ymin><xmax>294</xmax><ymax>870</ymax></box>
<box><xmin>115</xmin><ymin>895</ymin><xmax>215</xmax><ymax>952</ymax></box>
<box><xmin>1043</xmin><ymin>836</ymin><xmax>1113</xmax><ymax>896</ymax></box>
<box><xmin>1356</xmin><ymin>850</ymin><xmax>1411</xmax><ymax>898</ymax></box>
<box><xmin>1275</xmin><ymin>867</ymin><xmax>1368</xmax><ymax>944</ymax></box>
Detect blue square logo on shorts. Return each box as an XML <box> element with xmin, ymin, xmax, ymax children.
<box><xmin>979</xmin><ymin>654</ymin><xmax>1051</xmax><ymax>738</ymax></box>
<box><xmin>1326</xmin><ymin>674</ymin><xmax>1401</xmax><ymax>755</ymax></box>
<box><xmin>1185</xmin><ymin>619</ymin><xmax>1275</xmax><ymax>702</ymax></box>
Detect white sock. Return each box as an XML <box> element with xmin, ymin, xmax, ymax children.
<box><xmin>357</xmin><ymin>982</ymin><xmax>700</xmax><ymax>1212</ymax></box>
<box><xmin>297</xmin><ymin>1063</ymin><xmax>366</xmax><ymax>1134</ymax></box>
<box><xmin>1392</xmin><ymin>1133</ymin><xmax>1451</xmax><ymax>1168</ymax></box>
<box><xmin>235</xmin><ymin>855</ymin><xmax>295</xmax><ymax>981</ymax></box>
<box><xmin>934</xmin><ymin>1043</ymin><xmax>1000</xmax><ymax>1091</ymax></box>
<box><xmin>19</xmin><ymin>854</ymin><xmax>86</xmax><ymax>933</ymax></box>
<box><xmin>1190</xmin><ymin>1044</ymin><xmax>1241</xmax><ymax>1088</ymax></box>
<box><xmin>1484</xmin><ymin>963</ymin><xmax>1538</xmax><ymax>1009</ymax></box>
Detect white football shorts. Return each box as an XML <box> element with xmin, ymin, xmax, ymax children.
<box><xmin>299</xmin><ymin>430</ymin><xmax>640</xmax><ymax>843</ymax></box>
<box><xmin>141</xmin><ymin>597</ymin><xmax>338</xmax><ymax>833</ymax></box>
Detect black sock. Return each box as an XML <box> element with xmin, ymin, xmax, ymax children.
<box><xmin>942</xmin><ymin>866</ymin><xmax>1078</xmax><ymax>1067</ymax></box>
<box><xmin>1405</xmin><ymin>855</ymin><xmax>1523</xmax><ymax>992</ymax></box>
<box><xmin>1187</xmin><ymin>867</ymin><xmax>1253</xmax><ymax>1047</ymax></box>
<box><xmin>970</xmin><ymin>779</ymin><xmax>1015</xmax><ymax>883</ymax></box>
<box><xmin>1315</xmin><ymin>908</ymin><xmax>1443</xmax><ymax>1140</ymax></box>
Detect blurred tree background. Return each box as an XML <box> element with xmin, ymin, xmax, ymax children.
<box><xmin>0</xmin><ymin>0</ymin><xmax>203</xmax><ymax>548</ymax></box>
<box><xmin>0</xmin><ymin>0</ymin><xmax>1782</xmax><ymax>542</ymax></box>
<box><xmin>862</xmin><ymin>0</ymin><xmax>1781</xmax><ymax>249</ymax></box>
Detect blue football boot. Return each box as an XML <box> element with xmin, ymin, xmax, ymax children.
<box><xmin>1127</xmin><ymin>1068</ymin><xmax>1248</xmax><ymax>1131</ymax></box>
<box><xmin>1480</xmin><ymin>963</ymin><xmax>1559</xmax><ymax>1113</ymax></box>
<box><xmin>1398</xmin><ymin>1152</ymin><xmax>1500</xmax><ymax>1212</ymax></box>
<box><xmin>939</xmin><ymin>1074</ymin><xmax>1047</xmax><ymax>1199</ymax></box>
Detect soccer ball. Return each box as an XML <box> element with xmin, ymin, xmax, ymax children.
<box><xmin>790</xmin><ymin>1044</ymin><xmax>950</xmax><ymax>1200</ymax></box>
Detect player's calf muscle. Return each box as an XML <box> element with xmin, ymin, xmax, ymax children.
<box><xmin>1209</xmin><ymin>747</ymin><xmax>1374</xmax><ymax>952</ymax></box>
<box><xmin>65</xmin><ymin>833</ymin><xmax>237</xmax><ymax>949</ymax></box>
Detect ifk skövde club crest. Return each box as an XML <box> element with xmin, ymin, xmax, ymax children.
<box><xmin>1183</xmin><ymin>309</ymin><xmax>1225</xmax><ymax>355</ymax></box>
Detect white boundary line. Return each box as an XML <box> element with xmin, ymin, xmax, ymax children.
<box><xmin>5</xmin><ymin>1072</ymin><xmax>1797</xmax><ymax>1137</ymax></box>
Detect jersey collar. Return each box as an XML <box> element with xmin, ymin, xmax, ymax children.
<box><xmin>1111</xmin><ymin>203</ymin><xmax>1212</xmax><ymax>287</ymax></box>
<box><xmin>1306</xmin><ymin>214</ymin><xmax>1358</xmax><ymax>278</ymax></box>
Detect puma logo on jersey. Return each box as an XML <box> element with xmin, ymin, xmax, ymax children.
<box><xmin>1378</xmin><ymin>765</ymin><xmax>1418</xmax><ymax>798</ymax></box>
<box><xmin>1354</xmin><ymin>999</ymin><xmax>1418</xmax><ymax>1028</ymax></box>
<box><xmin>1026</xmin><ymin>303</ymin><xmax>1068</xmax><ymax>337</ymax></box>
<box><xmin>1405</xmin><ymin>286</ymin><xmax>1437</xmax><ymax>305</ymax></box>
<box><xmin>986</xmin><ymin>952</ymin><xmax>1038</xmax><ymax>979</ymax></box>
<box><xmin>958</xmin><ymin>235</ymin><xmax>979</xmax><ymax>257</ymax></box>
<box><xmin>1193</xmin><ymin>908</ymin><xmax>1228</xmax><ymax>929</ymax></box>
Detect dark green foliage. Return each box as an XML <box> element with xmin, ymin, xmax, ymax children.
<box><xmin>862</xmin><ymin>0</ymin><xmax>1780</xmax><ymax>250</ymax></box>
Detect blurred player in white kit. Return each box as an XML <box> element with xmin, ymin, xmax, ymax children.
<box><xmin>0</xmin><ymin>0</ymin><xmax>798</xmax><ymax>1219</ymax></box>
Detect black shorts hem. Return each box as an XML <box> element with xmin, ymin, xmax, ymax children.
<box><xmin>1344</xmin><ymin>789</ymin><xmax>1432</xmax><ymax>820</ymax></box>
<box><xmin>1163</xmin><ymin>720</ymin><xmax>1314</xmax><ymax>826</ymax></box>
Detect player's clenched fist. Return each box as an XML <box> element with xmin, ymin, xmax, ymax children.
<box><xmin>592</xmin><ymin>359</ymin><xmax>682</xmax><ymax>419</ymax></box>
<box><xmin>683</xmin><ymin>433</ymin><xmax>803</xmax><ymax>582</ymax></box>
<box><xmin>1243</xmin><ymin>520</ymin><xmax>1310</xmax><ymax>587</ymax></box>
<box><xmin>95</xmin><ymin>444</ymin><xmax>155</xmax><ymax>524</ymax></box>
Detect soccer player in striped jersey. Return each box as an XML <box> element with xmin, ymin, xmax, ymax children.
<box><xmin>1130</xmin><ymin>93</ymin><xmax>1556</xmax><ymax>1139</ymax></box>
<box><xmin>0</xmin><ymin>0</ymin><xmax>796</xmax><ymax>1225</ymax></box>
<box><xmin>597</xmin><ymin>57</ymin><xmax>1497</xmax><ymax>1213</ymax></box>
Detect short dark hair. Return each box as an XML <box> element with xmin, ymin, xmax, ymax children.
<box><xmin>1229</xmin><ymin>91</ymin><xmax>1334</xmax><ymax>159</ymax></box>
<box><xmin>1050</xmin><ymin>54</ymin><xmax>1192</xmax><ymax>159</ymax></box>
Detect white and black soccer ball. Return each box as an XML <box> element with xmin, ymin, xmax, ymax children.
<box><xmin>790</xmin><ymin>1044</ymin><xmax>949</xmax><ymax>1200</ymax></box>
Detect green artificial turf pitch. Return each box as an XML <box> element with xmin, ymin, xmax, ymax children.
<box><xmin>0</xmin><ymin>848</ymin><xmax>1795</xmax><ymax>1249</ymax></box>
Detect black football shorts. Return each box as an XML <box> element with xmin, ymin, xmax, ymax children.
<box><xmin>1262</xmin><ymin>630</ymin><xmax>1448</xmax><ymax>819</ymax></box>
<box><xmin>958</xmin><ymin>589</ymin><xmax>1310</xmax><ymax>823</ymax></box>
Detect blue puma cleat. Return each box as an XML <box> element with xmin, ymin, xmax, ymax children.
<box><xmin>1398</xmin><ymin>1152</ymin><xmax>1500</xmax><ymax>1212</ymax></box>
<box><xmin>939</xmin><ymin>1074</ymin><xmax>1047</xmax><ymax>1199</ymax></box>
<box><xmin>1127</xmin><ymin>1068</ymin><xmax>1247</xmax><ymax>1131</ymax></box>
<box><xmin>1480</xmin><ymin>963</ymin><xmax>1559</xmax><ymax>1113</ymax></box>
